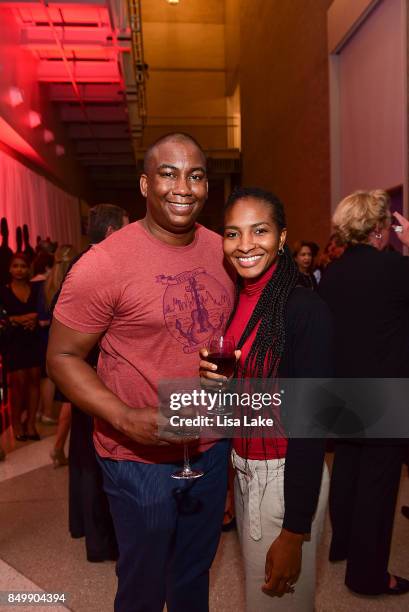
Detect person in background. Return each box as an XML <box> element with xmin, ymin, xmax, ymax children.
<box><xmin>37</xmin><ymin>245</ymin><xmax>77</xmax><ymax>465</ymax></box>
<box><xmin>22</xmin><ymin>224</ymin><xmax>35</xmax><ymax>263</ymax></box>
<box><xmin>318</xmin><ymin>234</ymin><xmax>345</xmax><ymax>276</ymax></box>
<box><xmin>31</xmin><ymin>250</ymin><xmax>55</xmax><ymax>424</ymax></box>
<box><xmin>0</xmin><ymin>218</ymin><xmax>13</xmax><ymax>286</ymax></box>
<box><xmin>53</xmin><ymin>203</ymin><xmax>128</xmax><ymax>562</ymax></box>
<box><xmin>31</xmin><ymin>250</ymin><xmax>54</xmax><ymax>283</ymax></box>
<box><xmin>319</xmin><ymin>190</ymin><xmax>409</xmax><ymax>596</ymax></box>
<box><xmin>0</xmin><ymin>254</ymin><xmax>41</xmax><ymax>440</ymax></box>
<box><xmin>293</xmin><ymin>241</ymin><xmax>318</xmax><ymax>290</ymax></box>
<box><xmin>307</xmin><ymin>242</ymin><xmax>321</xmax><ymax>284</ymax></box>
<box><xmin>86</xmin><ymin>203</ymin><xmax>129</xmax><ymax>244</ymax></box>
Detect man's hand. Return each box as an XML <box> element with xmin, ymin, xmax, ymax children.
<box><xmin>262</xmin><ymin>529</ymin><xmax>303</xmax><ymax>598</ymax></box>
<box><xmin>117</xmin><ymin>405</ymin><xmax>197</xmax><ymax>447</ymax></box>
<box><xmin>47</xmin><ymin>320</ymin><xmax>198</xmax><ymax>448</ymax></box>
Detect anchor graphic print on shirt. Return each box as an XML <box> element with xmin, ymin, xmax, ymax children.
<box><xmin>156</xmin><ymin>267</ymin><xmax>232</xmax><ymax>353</ymax></box>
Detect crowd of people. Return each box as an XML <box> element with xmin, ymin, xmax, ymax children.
<box><xmin>1</xmin><ymin>132</ymin><xmax>409</xmax><ymax>612</ymax></box>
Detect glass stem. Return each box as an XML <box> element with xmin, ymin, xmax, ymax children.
<box><xmin>183</xmin><ymin>443</ymin><xmax>191</xmax><ymax>473</ymax></box>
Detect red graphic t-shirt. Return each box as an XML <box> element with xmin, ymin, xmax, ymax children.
<box><xmin>54</xmin><ymin>221</ymin><xmax>235</xmax><ymax>463</ymax></box>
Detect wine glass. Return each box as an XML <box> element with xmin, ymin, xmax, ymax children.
<box><xmin>171</xmin><ymin>437</ymin><xmax>204</xmax><ymax>480</ymax></box>
<box><xmin>171</xmin><ymin>399</ymin><xmax>203</xmax><ymax>480</ymax></box>
<box><xmin>207</xmin><ymin>334</ymin><xmax>236</xmax><ymax>415</ymax></box>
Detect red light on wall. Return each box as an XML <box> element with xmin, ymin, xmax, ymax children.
<box><xmin>28</xmin><ymin>111</ymin><xmax>42</xmax><ymax>128</ymax></box>
<box><xmin>55</xmin><ymin>144</ymin><xmax>65</xmax><ymax>156</ymax></box>
<box><xmin>0</xmin><ymin>117</ymin><xmax>44</xmax><ymax>166</ymax></box>
<box><xmin>8</xmin><ymin>87</ymin><xmax>24</xmax><ymax>107</ymax></box>
<box><xmin>43</xmin><ymin>129</ymin><xmax>55</xmax><ymax>143</ymax></box>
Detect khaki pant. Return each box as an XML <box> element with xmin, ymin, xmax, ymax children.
<box><xmin>233</xmin><ymin>450</ymin><xmax>329</xmax><ymax>612</ymax></box>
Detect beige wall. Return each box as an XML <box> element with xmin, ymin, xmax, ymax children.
<box><xmin>141</xmin><ymin>1</ymin><xmax>230</xmax><ymax>150</ymax></box>
<box><xmin>225</xmin><ymin>0</ymin><xmax>240</xmax><ymax>95</ymax></box>
<box><xmin>239</xmin><ymin>0</ymin><xmax>333</xmax><ymax>247</ymax></box>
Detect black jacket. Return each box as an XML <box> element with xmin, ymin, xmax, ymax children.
<box><xmin>319</xmin><ymin>243</ymin><xmax>409</xmax><ymax>378</ymax></box>
<box><xmin>280</xmin><ymin>287</ymin><xmax>333</xmax><ymax>533</ymax></box>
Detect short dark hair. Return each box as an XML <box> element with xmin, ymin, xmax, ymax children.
<box><xmin>88</xmin><ymin>204</ymin><xmax>128</xmax><ymax>244</ymax></box>
<box><xmin>32</xmin><ymin>250</ymin><xmax>54</xmax><ymax>276</ymax></box>
<box><xmin>143</xmin><ymin>132</ymin><xmax>206</xmax><ymax>173</ymax></box>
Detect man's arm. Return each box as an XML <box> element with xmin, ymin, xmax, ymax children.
<box><xmin>47</xmin><ymin>318</ymin><xmax>178</xmax><ymax>446</ymax></box>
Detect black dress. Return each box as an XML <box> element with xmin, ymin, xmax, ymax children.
<box><xmin>0</xmin><ymin>284</ymin><xmax>41</xmax><ymax>372</ymax></box>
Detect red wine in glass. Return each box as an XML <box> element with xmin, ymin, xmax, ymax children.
<box><xmin>207</xmin><ymin>335</ymin><xmax>235</xmax><ymax>376</ymax></box>
<box><xmin>207</xmin><ymin>335</ymin><xmax>236</xmax><ymax>415</ymax></box>
<box><xmin>206</xmin><ymin>353</ymin><xmax>236</xmax><ymax>378</ymax></box>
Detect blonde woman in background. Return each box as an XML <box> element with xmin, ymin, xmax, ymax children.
<box><xmin>37</xmin><ymin>244</ymin><xmax>77</xmax><ymax>467</ymax></box>
<box><xmin>319</xmin><ymin>191</ymin><xmax>409</xmax><ymax>596</ymax></box>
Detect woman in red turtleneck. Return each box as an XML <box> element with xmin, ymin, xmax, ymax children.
<box><xmin>200</xmin><ymin>187</ymin><xmax>333</xmax><ymax>612</ymax></box>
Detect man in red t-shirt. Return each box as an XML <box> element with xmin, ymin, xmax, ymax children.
<box><xmin>47</xmin><ymin>133</ymin><xmax>234</xmax><ymax>612</ymax></box>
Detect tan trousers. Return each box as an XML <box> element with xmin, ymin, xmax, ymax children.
<box><xmin>233</xmin><ymin>450</ymin><xmax>329</xmax><ymax>612</ymax></box>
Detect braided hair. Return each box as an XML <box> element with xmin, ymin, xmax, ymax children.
<box><xmin>225</xmin><ymin>187</ymin><xmax>300</xmax><ymax>379</ymax></box>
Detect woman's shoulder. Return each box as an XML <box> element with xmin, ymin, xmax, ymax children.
<box><xmin>285</xmin><ymin>286</ymin><xmax>332</xmax><ymax>333</ymax></box>
<box><xmin>287</xmin><ymin>285</ymin><xmax>328</xmax><ymax>312</ymax></box>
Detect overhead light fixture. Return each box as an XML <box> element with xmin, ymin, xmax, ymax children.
<box><xmin>8</xmin><ymin>87</ymin><xmax>24</xmax><ymax>107</ymax></box>
<box><xmin>43</xmin><ymin>129</ymin><xmax>55</xmax><ymax>143</ymax></box>
<box><xmin>28</xmin><ymin>111</ymin><xmax>42</xmax><ymax>128</ymax></box>
<box><xmin>167</xmin><ymin>0</ymin><xmax>180</xmax><ymax>4</ymax></box>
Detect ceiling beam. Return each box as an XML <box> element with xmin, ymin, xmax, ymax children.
<box><xmin>19</xmin><ymin>25</ymin><xmax>129</xmax><ymax>49</ymax></box>
<box><xmin>67</xmin><ymin>122</ymin><xmax>129</xmax><ymax>139</ymax></box>
<box><xmin>60</xmin><ymin>103</ymin><xmax>127</xmax><ymax>122</ymax></box>
<box><xmin>48</xmin><ymin>82</ymin><xmax>123</xmax><ymax>102</ymax></box>
<box><xmin>38</xmin><ymin>59</ymin><xmax>120</xmax><ymax>82</ymax></box>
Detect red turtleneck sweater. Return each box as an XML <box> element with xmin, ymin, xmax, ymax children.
<box><xmin>226</xmin><ymin>265</ymin><xmax>288</xmax><ymax>460</ymax></box>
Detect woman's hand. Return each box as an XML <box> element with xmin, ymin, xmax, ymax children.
<box><xmin>199</xmin><ymin>347</ymin><xmax>241</xmax><ymax>387</ymax></box>
<box><xmin>9</xmin><ymin>313</ymin><xmax>37</xmax><ymax>329</ymax></box>
<box><xmin>23</xmin><ymin>313</ymin><xmax>37</xmax><ymax>330</ymax></box>
<box><xmin>262</xmin><ymin>529</ymin><xmax>303</xmax><ymax>598</ymax></box>
<box><xmin>392</xmin><ymin>211</ymin><xmax>409</xmax><ymax>248</ymax></box>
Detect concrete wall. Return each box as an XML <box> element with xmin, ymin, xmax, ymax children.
<box><xmin>239</xmin><ymin>0</ymin><xmax>333</xmax><ymax>247</ymax></box>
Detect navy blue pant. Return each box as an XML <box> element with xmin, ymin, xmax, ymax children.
<box><xmin>98</xmin><ymin>440</ymin><xmax>229</xmax><ymax>612</ymax></box>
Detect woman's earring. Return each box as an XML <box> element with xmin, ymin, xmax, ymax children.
<box><xmin>278</xmin><ymin>246</ymin><xmax>284</xmax><ymax>255</ymax></box>
<box><xmin>374</xmin><ymin>232</ymin><xmax>382</xmax><ymax>239</ymax></box>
